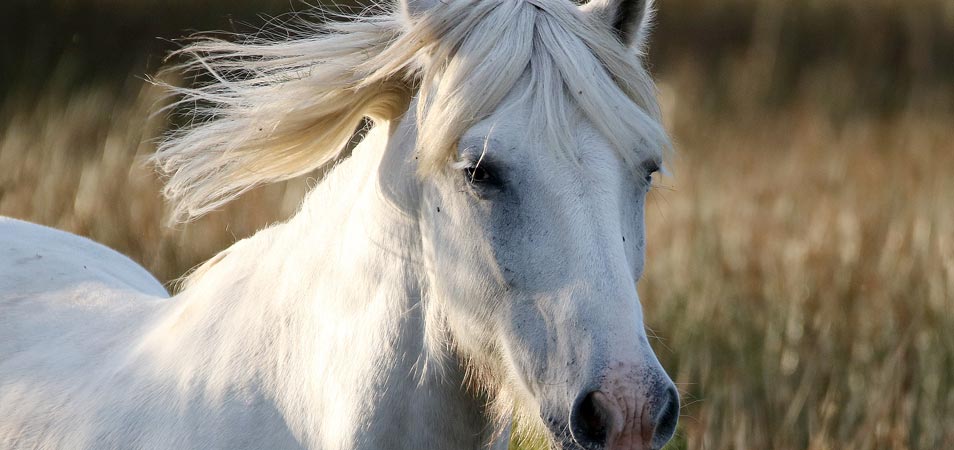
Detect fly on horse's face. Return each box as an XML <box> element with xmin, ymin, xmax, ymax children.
<box><xmin>409</xmin><ymin>1</ymin><xmax>679</xmax><ymax>447</ymax></box>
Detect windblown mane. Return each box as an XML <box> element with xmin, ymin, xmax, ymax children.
<box><xmin>155</xmin><ymin>0</ymin><xmax>669</xmax><ymax>222</ymax></box>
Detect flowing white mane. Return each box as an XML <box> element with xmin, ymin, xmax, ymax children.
<box><xmin>155</xmin><ymin>0</ymin><xmax>669</xmax><ymax>222</ymax></box>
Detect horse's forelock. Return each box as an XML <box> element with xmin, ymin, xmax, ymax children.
<box><xmin>410</xmin><ymin>0</ymin><xmax>669</xmax><ymax>175</ymax></box>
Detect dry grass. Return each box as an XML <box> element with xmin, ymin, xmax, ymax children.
<box><xmin>0</xmin><ymin>82</ymin><xmax>314</xmax><ymax>283</ymax></box>
<box><xmin>1</xmin><ymin>0</ymin><xmax>952</xmax><ymax>449</ymax></box>
<box><xmin>642</xmin><ymin>90</ymin><xmax>954</xmax><ymax>450</ymax></box>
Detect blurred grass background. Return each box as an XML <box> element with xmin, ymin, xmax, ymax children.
<box><xmin>2</xmin><ymin>0</ymin><xmax>953</xmax><ymax>449</ymax></box>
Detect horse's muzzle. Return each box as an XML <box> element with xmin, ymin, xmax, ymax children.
<box><xmin>568</xmin><ymin>370</ymin><xmax>679</xmax><ymax>450</ymax></box>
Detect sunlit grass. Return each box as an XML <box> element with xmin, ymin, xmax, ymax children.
<box><xmin>2</xmin><ymin>1</ymin><xmax>953</xmax><ymax>449</ymax></box>
<box><xmin>3</xmin><ymin>71</ymin><xmax>951</xmax><ymax>450</ymax></box>
<box><xmin>642</xmin><ymin>91</ymin><xmax>954</xmax><ymax>449</ymax></box>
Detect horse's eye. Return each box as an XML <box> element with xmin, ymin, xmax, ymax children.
<box><xmin>464</xmin><ymin>165</ymin><xmax>494</xmax><ymax>184</ymax></box>
<box><xmin>642</xmin><ymin>160</ymin><xmax>661</xmax><ymax>185</ymax></box>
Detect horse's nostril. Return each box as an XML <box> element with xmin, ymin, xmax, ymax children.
<box><xmin>571</xmin><ymin>391</ymin><xmax>609</xmax><ymax>449</ymax></box>
<box><xmin>652</xmin><ymin>386</ymin><xmax>680</xmax><ymax>449</ymax></box>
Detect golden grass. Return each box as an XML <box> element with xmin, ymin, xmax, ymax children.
<box><xmin>3</xmin><ymin>74</ymin><xmax>951</xmax><ymax>450</ymax></box>
<box><xmin>2</xmin><ymin>1</ymin><xmax>953</xmax><ymax>449</ymax></box>
<box><xmin>0</xmin><ymin>82</ymin><xmax>314</xmax><ymax>283</ymax></box>
<box><xmin>642</xmin><ymin>88</ymin><xmax>954</xmax><ymax>450</ymax></box>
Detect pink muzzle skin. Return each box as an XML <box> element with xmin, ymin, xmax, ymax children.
<box><xmin>569</xmin><ymin>365</ymin><xmax>679</xmax><ymax>450</ymax></box>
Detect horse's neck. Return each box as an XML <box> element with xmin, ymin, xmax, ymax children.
<box><xmin>156</xmin><ymin>123</ymin><xmax>503</xmax><ymax>449</ymax></box>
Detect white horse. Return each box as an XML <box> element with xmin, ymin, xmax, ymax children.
<box><xmin>0</xmin><ymin>0</ymin><xmax>678</xmax><ymax>449</ymax></box>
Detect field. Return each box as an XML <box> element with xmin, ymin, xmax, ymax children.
<box><xmin>2</xmin><ymin>0</ymin><xmax>953</xmax><ymax>449</ymax></box>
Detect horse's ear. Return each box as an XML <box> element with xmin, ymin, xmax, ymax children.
<box><xmin>399</xmin><ymin>0</ymin><xmax>441</xmax><ymax>18</ymax></box>
<box><xmin>581</xmin><ymin>0</ymin><xmax>655</xmax><ymax>51</ymax></box>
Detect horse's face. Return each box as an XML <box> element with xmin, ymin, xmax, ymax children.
<box><xmin>417</xmin><ymin>85</ymin><xmax>677</xmax><ymax>449</ymax></box>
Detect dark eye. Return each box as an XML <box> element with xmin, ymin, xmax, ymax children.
<box><xmin>464</xmin><ymin>165</ymin><xmax>495</xmax><ymax>184</ymax></box>
<box><xmin>642</xmin><ymin>160</ymin><xmax>661</xmax><ymax>185</ymax></box>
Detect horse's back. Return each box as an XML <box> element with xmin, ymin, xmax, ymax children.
<box><xmin>0</xmin><ymin>218</ymin><xmax>174</xmax><ymax>448</ymax></box>
<box><xmin>0</xmin><ymin>218</ymin><xmax>306</xmax><ymax>449</ymax></box>
<box><xmin>0</xmin><ymin>216</ymin><xmax>168</xmax><ymax>360</ymax></box>
<box><xmin>0</xmin><ymin>216</ymin><xmax>167</xmax><ymax>298</ymax></box>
